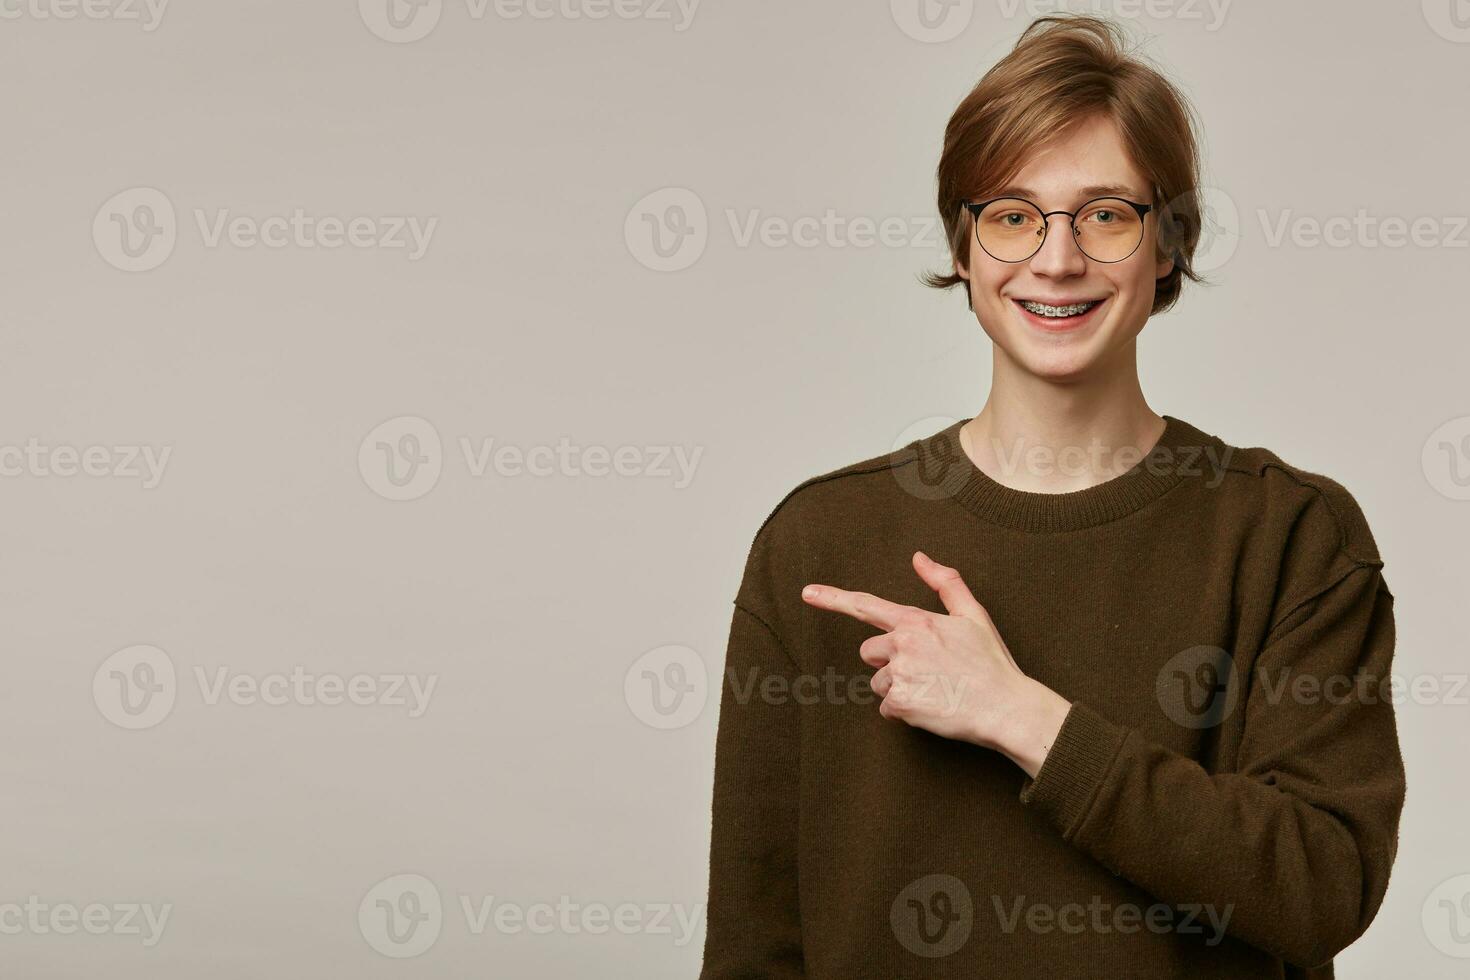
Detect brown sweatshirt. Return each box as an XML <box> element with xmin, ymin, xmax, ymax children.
<box><xmin>699</xmin><ymin>415</ymin><xmax>1405</xmax><ymax>979</ymax></box>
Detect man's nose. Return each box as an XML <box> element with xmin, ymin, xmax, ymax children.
<box><xmin>1028</xmin><ymin>214</ymin><xmax>1088</xmax><ymax>276</ymax></box>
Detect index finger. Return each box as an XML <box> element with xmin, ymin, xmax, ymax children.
<box><xmin>801</xmin><ymin>584</ymin><xmax>908</xmax><ymax>632</ymax></box>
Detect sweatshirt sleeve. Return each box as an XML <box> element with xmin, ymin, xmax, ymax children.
<box><xmin>1017</xmin><ymin>557</ymin><xmax>1405</xmax><ymax>968</ymax></box>
<box><xmin>698</xmin><ymin>599</ymin><xmax>806</xmax><ymax>978</ymax></box>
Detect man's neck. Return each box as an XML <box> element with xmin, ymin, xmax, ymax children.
<box><xmin>960</xmin><ymin>359</ymin><xmax>1165</xmax><ymax>494</ymax></box>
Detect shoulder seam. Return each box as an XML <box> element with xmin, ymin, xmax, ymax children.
<box><xmin>1215</xmin><ymin>456</ymin><xmax>1379</xmax><ymax>566</ymax></box>
<box><xmin>751</xmin><ymin>452</ymin><xmax>913</xmax><ymax>541</ymax></box>
<box><xmin>732</xmin><ymin>599</ymin><xmax>800</xmax><ymax>672</ymax></box>
<box><xmin>1263</xmin><ymin>560</ymin><xmax>1384</xmax><ymax>647</ymax></box>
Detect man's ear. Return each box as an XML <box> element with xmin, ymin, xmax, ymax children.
<box><xmin>1154</xmin><ymin>252</ymin><xmax>1174</xmax><ymax>280</ymax></box>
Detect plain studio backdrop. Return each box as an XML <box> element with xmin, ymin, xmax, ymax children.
<box><xmin>2</xmin><ymin>1</ymin><xmax>1467</xmax><ymax>976</ymax></box>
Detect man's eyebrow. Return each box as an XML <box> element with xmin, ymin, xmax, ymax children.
<box><xmin>986</xmin><ymin>183</ymin><xmax>1146</xmax><ymax>202</ymax></box>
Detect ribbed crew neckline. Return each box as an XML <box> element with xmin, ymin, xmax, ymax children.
<box><xmin>911</xmin><ymin>414</ymin><xmax>1213</xmax><ymax>533</ymax></box>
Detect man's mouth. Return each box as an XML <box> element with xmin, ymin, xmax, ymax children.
<box><xmin>1016</xmin><ymin>298</ymin><xmax>1104</xmax><ymax>318</ymax></box>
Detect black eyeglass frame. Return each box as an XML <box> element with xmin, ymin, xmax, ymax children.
<box><xmin>962</xmin><ymin>196</ymin><xmax>1154</xmax><ymax>264</ymax></box>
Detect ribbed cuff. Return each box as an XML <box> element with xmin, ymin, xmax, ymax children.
<box><xmin>1017</xmin><ymin>700</ymin><xmax>1128</xmax><ymax>839</ymax></box>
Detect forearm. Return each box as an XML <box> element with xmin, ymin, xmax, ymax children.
<box><xmin>1014</xmin><ymin>700</ymin><xmax>1393</xmax><ymax>967</ymax></box>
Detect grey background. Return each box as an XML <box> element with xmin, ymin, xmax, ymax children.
<box><xmin>3</xmin><ymin>0</ymin><xmax>1468</xmax><ymax>976</ymax></box>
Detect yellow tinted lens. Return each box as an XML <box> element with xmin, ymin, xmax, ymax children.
<box><xmin>1074</xmin><ymin>198</ymin><xmax>1143</xmax><ymax>261</ymax></box>
<box><xmin>976</xmin><ymin>199</ymin><xmax>1044</xmax><ymax>261</ymax></box>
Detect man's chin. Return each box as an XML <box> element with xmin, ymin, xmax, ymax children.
<box><xmin>997</xmin><ymin>333</ymin><xmax>1109</xmax><ymax>383</ymax></box>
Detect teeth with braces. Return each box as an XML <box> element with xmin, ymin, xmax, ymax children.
<box><xmin>1020</xmin><ymin>300</ymin><xmax>1098</xmax><ymax>317</ymax></box>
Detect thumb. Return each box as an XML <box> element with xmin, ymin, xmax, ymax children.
<box><xmin>912</xmin><ymin>551</ymin><xmax>985</xmax><ymax>620</ymax></box>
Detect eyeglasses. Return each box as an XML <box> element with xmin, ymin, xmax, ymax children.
<box><xmin>962</xmin><ymin>196</ymin><xmax>1153</xmax><ymax>264</ymax></box>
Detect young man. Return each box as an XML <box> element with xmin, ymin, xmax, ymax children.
<box><xmin>699</xmin><ymin>14</ymin><xmax>1404</xmax><ymax>979</ymax></box>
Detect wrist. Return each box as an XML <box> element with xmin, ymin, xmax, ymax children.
<box><xmin>993</xmin><ymin>678</ymin><xmax>1072</xmax><ymax>779</ymax></box>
